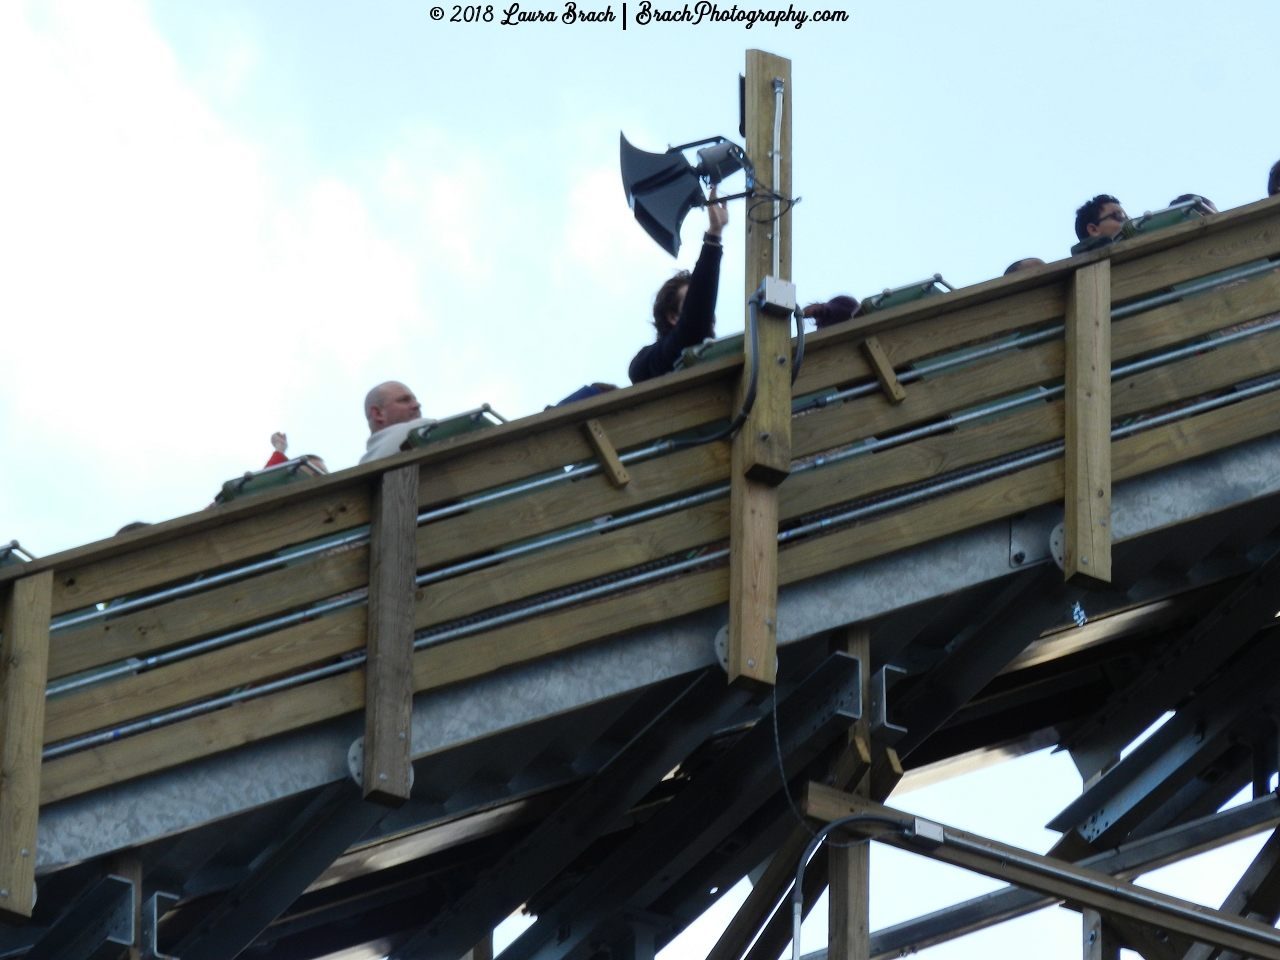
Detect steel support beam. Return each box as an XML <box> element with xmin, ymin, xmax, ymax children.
<box><xmin>804</xmin><ymin>785</ymin><xmax>1280</xmax><ymax>960</ymax></box>
<box><xmin>1185</xmin><ymin>827</ymin><xmax>1280</xmax><ymax>960</ymax></box>
<box><xmin>891</xmin><ymin>566</ymin><xmax>1086</xmax><ymax>759</ymax></box>
<box><xmin>500</xmin><ymin>653</ymin><xmax>861</xmax><ymax>960</ymax></box>
<box><xmin>24</xmin><ymin>875</ymin><xmax>134</xmax><ymax>960</ymax></box>
<box><xmin>865</xmin><ymin>792</ymin><xmax>1280</xmax><ymax>959</ymax></box>
<box><xmin>392</xmin><ymin>670</ymin><xmax>751</xmax><ymax>960</ymax></box>
<box><xmin>1066</xmin><ymin>540</ymin><xmax>1280</xmax><ymax>780</ymax></box>
<box><xmin>1049</xmin><ymin>634</ymin><xmax>1280</xmax><ymax>845</ymax></box>
<box><xmin>171</xmin><ymin>782</ymin><xmax>389</xmax><ymax>960</ymax></box>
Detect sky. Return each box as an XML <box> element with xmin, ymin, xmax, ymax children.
<box><xmin>2</xmin><ymin>0</ymin><xmax>1279</xmax><ymax>956</ymax></box>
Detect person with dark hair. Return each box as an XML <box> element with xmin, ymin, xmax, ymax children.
<box><xmin>1074</xmin><ymin>195</ymin><xmax>1128</xmax><ymax>243</ymax></box>
<box><xmin>1170</xmin><ymin>194</ymin><xmax>1218</xmax><ymax>214</ymax></box>
<box><xmin>1268</xmin><ymin>161</ymin><xmax>1280</xmax><ymax>198</ymax></box>
<box><xmin>628</xmin><ymin>187</ymin><xmax>729</xmax><ymax>384</ymax></box>
<box><xmin>802</xmin><ymin>295</ymin><xmax>860</xmax><ymax>329</ymax></box>
<box><xmin>1005</xmin><ymin>258</ymin><xmax>1047</xmax><ymax>275</ymax></box>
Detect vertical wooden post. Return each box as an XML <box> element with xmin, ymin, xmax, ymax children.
<box><xmin>829</xmin><ymin>626</ymin><xmax>872</xmax><ymax>960</ymax></box>
<box><xmin>728</xmin><ymin>49</ymin><xmax>793</xmax><ymax>689</ymax></box>
<box><xmin>1064</xmin><ymin>260</ymin><xmax>1112</xmax><ymax>585</ymax></box>
<box><xmin>0</xmin><ymin>571</ymin><xmax>52</xmax><ymax>920</ymax></box>
<box><xmin>1083</xmin><ymin>909</ymin><xmax>1122</xmax><ymax>960</ymax></box>
<box><xmin>363</xmin><ymin>464</ymin><xmax>419</xmax><ymax>807</ymax></box>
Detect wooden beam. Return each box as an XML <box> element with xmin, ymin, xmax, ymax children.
<box><xmin>728</xmin><ymin>48</ymin><xmax>792</xmax><ymax>690</ymax></box>
<box><xmin>1083</xmin><ymin>909</ymin><xmax>1122</xmax><ymax>960</ymax></box>
<box><xmin>830</xmin><ymin>627</ymin><xmax>873</xmax><ymax>960</ymax></box>
<box><xmin>582</xmin><ymin>419</ymin><xmax>630</xmax><ymax>488</ymax></box>
<box><xmin>860</xmin><ymin>337</ymin><xmax>906</xmax><ymax>403</ymax></box>
<box><xmin>1064</xmin><ymin>260</ymin><xmax>1112</xmax><ymax>585</ymax></box>
<box><xmin>363</xmin><ymin>465</ymin><xmax>419</xmax><ymax>807</ymax></box>
<box><xmin>0</xmin><ymin>572</ymin><xmax>52</xmax><ymax>920</ymax></box>
<box><xmin>739</xmin><ymin>48</ymin><xmax>793</xmax><ymax>484</ymax></box>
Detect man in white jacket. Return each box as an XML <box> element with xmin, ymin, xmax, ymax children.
<box><xmin>359</xmin><ymin>381</ymin><xmax>436</xmax><ymax>464</ymax></box>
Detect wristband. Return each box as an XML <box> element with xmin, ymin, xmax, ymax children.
<box><xmin>703</xmin><ymin>232</ymin><xmax>722</xmax><ymax>245</ymax></box>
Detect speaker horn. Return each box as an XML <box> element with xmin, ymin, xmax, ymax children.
<box><xmin>620</xmin><ymin>133</ymin><xmax>705</xmax><ymax>257</ymax></box>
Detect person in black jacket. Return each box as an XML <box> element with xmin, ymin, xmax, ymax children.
<box><xmin>629</xmin><ymin>187</ymin><xmax>729</xmax><ymax>383</ymax></box>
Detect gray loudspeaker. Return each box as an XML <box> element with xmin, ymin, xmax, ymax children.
<box><xmin>619</xmin><ymin>133</ymin><xmax>705</xmax><ymax>257</ymax></box>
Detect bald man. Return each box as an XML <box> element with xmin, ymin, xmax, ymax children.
<box><xmin>359</xmin><ymin>381</ymin><xmax>437</xmax><ymax>464</ymax></box>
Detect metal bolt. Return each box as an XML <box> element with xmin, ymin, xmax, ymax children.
<box><xmin>747</xmin><ymin>659</ymin><xmax>756</xmax><ymax>668</ymax></box>
<box><xmin>767</xmin><ymin>232</ymin><xmax>774</xmax><ymax>240</ymax></box>
<box><xmin>1099</xmin><ymin>518</ymin><xmax>1107</xmax><ymax>527</ymax></box>
<box><xmin>1087</xmin><ymin>931</ymin><xmax>1096</xmax><ymax>945</ymax></box>
<box><xmin>776</xmin><ymin>355</ymin><xmax>787</xmax><ymax>366</ymax></box>
<box><xmin>765</xmin><ymin>619</ymin><xmax>774</xmax><ymax>628</ymax></box>
<box><xmin>759</xmin><ymin>431</ymin><xmax>771</xmax><ymax>441</ymax></box>
<box><xmin>379</xmin><ymin>773</ymin><xmax>388</xmax><ymax>782</ymax></box>
<box><xmin>1</xmin><ymin>890</ymin><xmax>8</xmax><ymax>898</ymax></box>
<box><xmin>1081</xmin><ymin>556</ymin><xmax>1089</xmax><ymax>565</ymax></box>
<box><xmin>19</xmin><ymin>850</ymin><xmax>27</xmax><ymax>857</ymax></box>
<box><xmin>1012</xmin><ymin>551</ymin><xmax>1026</xmax><ymax>565</ymax></box>
<box><xmin>397</xmin><ymin>731</ymin><xmax>406</xmax><ymax>740</ymax></box>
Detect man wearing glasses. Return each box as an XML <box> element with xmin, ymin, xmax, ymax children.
<box><xmin>1073</xmin><ymin>194</ymin><xmax>1129</xmax><ymax>252</ymax></box>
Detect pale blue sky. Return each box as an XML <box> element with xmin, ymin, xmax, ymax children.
<box><xmin>2</xmin><ymin>2</ymin><xmax>1277</xmax><ymax>956</ymax></box>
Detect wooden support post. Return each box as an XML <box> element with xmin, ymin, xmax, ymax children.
<box><xmin>728</xmin><ymin>48</ymin><xmax>793</xmax><ymax>689</ymax></box>
<box><xmin>1083</xmin><ymin>908</ymin><xmax>1122</xmax><ymax>960</ymax></box>
<box><xmin>860</xmin><ymin>337</ymin><xmax>907</xmax><ymax>404</ymax></box>
<box><xmin>1064</xmin><ymin>260</ymin><xmax>1112</xmax><ymax>585</ymax></box>
<box><xmin>829</xmin><ymin>626</ymin><xmax>872</xmax><ymax>960</ymax></box>
<box><xmin>582</xmin><ymin>419</ymin><xmax>630</xmax><ymax>488</ymax></box>
<box><xmin>363</xmin><ymin>464</ymin><xmax>419</xmax><ymax>807</ymax></box>
<box><xmin>0</xmin><ymin>571</ymin><xmax>52</xmax><ymax>920</ymax></box>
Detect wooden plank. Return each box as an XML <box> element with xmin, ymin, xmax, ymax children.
<box><xmin>739</xmin><ymin>48</ymin><xmax>793</xmax><ymax>484</ymax></box>
<box><xmin>860</xmin><ymin>337</ymin><xmax>906</xmax><ymax>403</ymax></box>
<box><xmin>1114</xmin><ymin>324</ymin><xmax>1280</xmax><ymax>419</ymax></box>
<box><xmin>1111</xmin><ymin>207</ymin><xmax>1280</xmax><ymax>303</ymax></box>
<box><xmin>1064</xmin><ymin>260</ymin><xmax>1113</xmax><ymax>585</ymax></box>
<box><xmin>728</xmin><ymin>475</ymin><xmax>779</xmax><ymax>689</ymax></box>
<box><xmin>364</xmin><ymin>465</ymin><xmax>418</xmax><ymax>807</ymax></box>
<box><xmin>41</xmin><ymin>669</ymin><xmax>367</xmax><ymax>805</ymax></box>
<box><xmin>45</xmin><ymin>607</ymin><xmax>366</xmax><ymax>746</ymax></box>
<box><xmin>41</xmin><ymin>383</ymin><xmax>1280</xmax><ymax>804</ymax></box>
<box><xmin>582</xmin><ymin>420</ymin><xmax>630</xmax><ymax>488</ymax></box>
<box><xmin>1112</xmin><ymin>268</ymin><xmax>1280</xmax><ymax>359</ymax></box>
<box><xmin>729</xmin><ymin>48</ymin><xmax>790</xmax><ymax>690</ymax></box>
<box><xmin>0</xmin><ymin>572</ymin><xmax>52</xmax><ymax>919</ymax></box>
<box><xmin>830</xmin><ymin>626</ymin><xmax>872</xmax><ymax>960</ymax></box>
<box><xmin>415</xmin><ymin>440</ymin><xmax>729</xmax><ymax>575</ymax></box>
<box><xmin>50</xmin><ymin>487</ymin><xmax>372</xmax><ymax>616</ymax></box>
<box><xmin>48</xmin><ymin>543</ymin><xmax>368</xmax><ymax>680</ymax></box>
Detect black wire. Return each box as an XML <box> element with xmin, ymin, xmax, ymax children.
<box><xmin>667</xmin><ymin>293</ymin><xmax>763</xmax><ymax>451</ymax></box>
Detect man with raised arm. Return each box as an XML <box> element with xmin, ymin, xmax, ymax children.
<box><xmin>360</xmin><ymin>381</ymin><xmax>436</xmax><ymax>464</ymax></box>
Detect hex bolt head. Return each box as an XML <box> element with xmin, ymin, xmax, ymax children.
<box><xmin>1</xmin><ymin>890</ymin><xmax>8</xmax><ymax>898</ymax></box>
<box><xmin>378</xmin><ymin>773</ymin><xmax>388</xmax><ymax>782</ymax></box>
<box><xmin>1081</xmin><ymin>556</ymin><xmax>1089</xmax><ymax>565</ymax></box>
<box><xmin>397</xmin><ymin>731</ymin><xmax>406</xmax><ymax>740</ymax></box>
<box><xmin>759</xmin><ymin>431</ymin><xmax>771</xmax><ymax>441</ymax></box>
<box><xmin>19</xmin><ymin>849</ymin><xmax>28</xmax><ymax>857</ymax></box>
<box><xmin>747</xmin><ymin>659</ymin><xmax>756</xmax><ymax>668</ymax></box>
<box><xmin>1012</xmin><ymin>551</ymin><xmax>1026</xmax><ymax>565</ymax></box>
<box><xmin>776</xmin><ymin>355</ymin><xmax>787</xmax><ymax>366</ymax></box>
